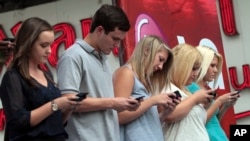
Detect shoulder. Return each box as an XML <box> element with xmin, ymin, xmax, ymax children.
<box><xmin>2</xmin><ymin>68</ymin><xmax>20</xmax><ymax>80</ymax></box>
<box><xmin>0</xmin><ymin>68</ymin><xmax>23</xmax><ymax>89</ymax></box>
<box><xmin>58</xmin><ymin>46</ymin><xmax>84</xmax><ymax>66</ymax></box>
<box><xmin>112</xmin><ymin>65</ymin><xmax>135</xmax><ymax>84</ymax></box>
<box><xmin>114</xmin><ymin>66</ymin><xmax>134</xmax><ymax>76</ymax></box>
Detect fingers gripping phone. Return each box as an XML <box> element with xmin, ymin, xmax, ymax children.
<box><xmin>173</xmin><ymin>90</ymin><xmax>182</xmax><ymax>98</ymax></box>
<box><xmin>169</xmin><ymin>90</ymin><xmax>182</xmax><ymax>99</ymax></box>
<box><xmin>170</xmin><ymin>90</ymin><xmax>181</xmax><ymax>105</ymax></box>
<box><xmin>209</xmin><ymin>91</ymin><xmax>217</xmax><ymax>98</ymax></box>
<box><xmin>231</xmin><ymin>90</ymin><xmax>241</xmax><ymax>96</ymax></box>
<box><xmin>72</xmin><ymin>93</ymin><xmax>88</xmax><ymax>102</ymax></box>
<box><xmin>135</xmin><ymin>96</ymin><xmax>145</xmax><ymax>102</ymax></box>
<box><xmin>236</xmin><ymin>90</ymin><xmax>241</xmax><ymax>94</ymax></box>
<box><xmin>3</xmin><ymin>38</ymin><xmax>15</xmax><ymax>42</ymax></box>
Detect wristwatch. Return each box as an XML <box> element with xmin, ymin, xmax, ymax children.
<box><xmin>51</xmin><ymin>100</ymin><xmax>59</xmax><ymax>112</ymax></box>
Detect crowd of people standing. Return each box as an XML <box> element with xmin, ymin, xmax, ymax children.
<box><xmin>0</xmin><ymin>3</ymin><xmax>239</xmax><ymax>141</ymax></box>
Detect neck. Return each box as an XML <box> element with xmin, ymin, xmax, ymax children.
<box><xmin>198</xmin><ymin>80</ymin><xmax>207</xmax><ymax>89</ymax></box>
<box><xmin>84</xmin><ymin>34</ymin><xmax>99</xmax><ymax>52</ymax></box>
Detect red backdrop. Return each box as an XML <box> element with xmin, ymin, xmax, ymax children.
<box><xmin>118</xmin><ymin>0</ymin><xmax>236</xmax><ymax>137</ymax></box>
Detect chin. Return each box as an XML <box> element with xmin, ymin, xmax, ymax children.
<box><xmin>208</xmin><ymin>79</ymin><xmax>214</xmax><ymax>82</ymax></box>
<box><xmin>104</xmin><ymin>51</ymin><xmax>111</xmax><ymax>55</ymax></box>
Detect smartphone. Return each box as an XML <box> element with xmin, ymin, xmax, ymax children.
<box><xmin>173</xmin><ymin>90</ymin><xmax>182</xmax><ymax>98</ymax></box>
<box><xmin>72</xmin><ymin>92</ymin><xmax>88</xmax><ymax>102</ymax></box>
<box><xmin>3</xmin><ymin>38</ymin><xmax>15</xmax><ymax>42</ymax></box>
<box><xmin>232</xmin><ymin>90</ymin><xmax>241</xmax><ymax>96</ymax></box>
<box><xmin>135</xmin><ymin>96</ymin><xmax>145</xmax><ymax>101</ymax></box>
<box><xmin>209</xmin><ymin>91</ymin><xmax>217</xmax><ymax>98</ymax></box>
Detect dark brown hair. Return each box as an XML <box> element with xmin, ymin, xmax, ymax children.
<box><xmin>9</xmin><ymin>17</ymin><xmax>53</xmax><ymax>86</ymax></box>
<box><xmin>90</xmin><ymin>4</ymin><xmax>130</xmax><ymax>34</ymax></box>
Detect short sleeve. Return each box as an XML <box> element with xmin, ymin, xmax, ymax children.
<box><xmin>57</xmin><ymin>51</ymin><xmax>82</xmax><ymax>94</ymax></box>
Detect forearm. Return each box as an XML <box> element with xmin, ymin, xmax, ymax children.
<box><xmin>74</xmin><ymin>97</ymin><xmax>116</xmax><ymax>112</ymax></box>
<box><xmin>218</xmin><ymin>105</ymin><xmax>229</xmax><ymax>120</ymax></box>
<box><xmin>164</xmin><ymin>96</ymin><xmax>197</xmax><ymax>122</ymax></box>
<box><xmin>118</xmin><ymin>98</ymin><xmax>154</xmax><ymax>125</ymax></box>
<box><xmin>30</xmin><ymin>101</ymin><xmax>53</xmax><ymax>126</ymax></box>
<box><xmin>207</xmin><ymin>100</ymin><xmax>222</xmax><ymax>121</ymax></box>
<box><xmin>62</xmin><ymin>110</ymin><xmax>73</xmax><ymax>123</ymax></box>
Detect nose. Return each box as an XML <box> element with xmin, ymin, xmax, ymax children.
<box><xmin>193</xmin><ymin>73</ymin><xmax>199</xmax><ymax>78</ymax></box>
<box><xmin>214</xmin><ymin>67</ymin><xmax>218</xmax><ymax>73</ymax></box>
<box><xmin>47</xmin><ymin>47</ymin><xmax>52</xmax><ymax>54</ymax></box>
<box><xmin>114</xmin><ymin>40</ymin><xmax>121</xmax><ymax>47</ymax></box>
<box><xmin>158</xmin><ymin>64</ymin><xmax>163</xmax><ymax>70</ymax></box>
<box><xmin>193</xmin><ymin>69</ymin><xmax>200</xmax><ymax>76</ymax></box>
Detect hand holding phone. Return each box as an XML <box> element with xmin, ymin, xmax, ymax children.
<box><xmin>3</xmin><ymin>38</ymin><xmax>15</xmax><ymax>42</ymax></box>
<box><xmin>169</xmin><ymin>90</ymin><xmax>181</xmax><ymax>99</ymax></box>
<box><xmin>135</xmin><ymin>96</ymin><xmax>145</xmax><ymax>102</ymax></box>
<box><xmin>209</xmin><ymin>91</ymin><xmax>217</xmax><ymax>98</ymax></box>
<box><xmin>231</xmin><ymin>90</ymin><xmax>241</xmax><ymax>96</ymax></box>
<box><xmin>173</xmin><ymin>90</ymin><xmax>182</xmax><ymax>98</ymax></box>
<box><xmin>72</xmin><ymin>93</ymin><xmax>88</xmax><ymax>102</ymax></box>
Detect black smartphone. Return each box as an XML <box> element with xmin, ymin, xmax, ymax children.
<box><xmin>232</xmin><ymin>90</ymin><xmax>241</xmax><ymax>96</ymax></box>
<box><xmin>72</xmin><ymin>92</ymin><xmax>88</xmax><ymax>102</ymax></box>
<box><xmin>135</xmin><ymin>96</ymin><xmax>145</xmax><ymax>101</ymax></box>
<box><xmin>209</xmin><ymin>91</ymin><xmax>217</xmax><ymax>98</ymax></box>
<box><xmin>3</xmin><ymin>38</ymin><xmax>15</xmax><ymax>42</ymax></box>
<box><xmin>173</xmin><ymin>90</ymin><xmax>182</xmax><ymax>98</ymax></box>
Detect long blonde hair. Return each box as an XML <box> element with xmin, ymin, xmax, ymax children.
<box><xmin>127</xmin><ymin>35</ymin><xmax>173</xmax><ymax>94</ymax></box>
<box><xmin>195</xmin><ymin>45</ymin><xmax>223</xmax><ymax>88</ymax></box>
<box><xmin>171</xmin><ymin>43</ymin><xmax>203</xmax><ymax>93</ymax></box>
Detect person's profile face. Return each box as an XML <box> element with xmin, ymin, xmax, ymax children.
<box><xmin>98</xmin><ymin>27</ymin><xmax>126</xmax><ymax>55</ymax></box>
<box><xmin>29</xmin><ymin>31</ymin><xmax>54</xmax><ymax>65</ymax></box>
<box><xmin>186</xmin><ymin>63</ymin><xmax>200</xmax><ymax>85</ymax></box>
<box><xmin>153</xmin><ymin>49</ymin><xmax>168</xmax><ymax>72</ymax></box>
<box><xmin>204</xmin><ymin>56</ymin><xmax>219</xmax><ymax>82</ymax></box>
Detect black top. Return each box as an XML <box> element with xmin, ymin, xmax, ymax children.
<box><xmin>0</xmin><ymin>68</ymin><xmax>66</xmax><ymax>141</ymax></box>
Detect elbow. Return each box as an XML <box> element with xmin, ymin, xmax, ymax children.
<box><xmin>118</xmin><ymin>113</ymin><xmax>134</xmax><ymax>125</ymax></box>
<box><xmin>8</xmin><ymin>118</ymin><xmax>30</xmax><ymax>131</ymax></box>
<box><xmin>163</xmin><ymin>114</ymin><xmax>179</xmax><ymax>123</ymax></box>
<box><xmin>118</xmin><ymin>115</ymin><xmax>127</xmax><ymax>125</ymax></box>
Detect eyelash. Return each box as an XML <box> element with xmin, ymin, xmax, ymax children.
<box><xmin>41</xmin><ymin>44</ymin><xmax>50</xmax><ymax>48</ymax></box>
<box><xmin>112</xmin><ymin>37</ymin><xmax>120</xmax><ymax>42</ymax></box>
<box><xmin>192</xmin><ymin>67</ymin><xmax>199</xmax><ymax>71</ymax></box>
<box><xmin>159</xmin><ymin>58</ymin><xmax>165</xmax><ymax>62</ymax></box>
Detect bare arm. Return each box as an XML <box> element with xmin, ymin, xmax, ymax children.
<box><xmin>163</xmin><ymin>89</ymin><xmax>214</xmax><ymax>123</ymax></box>
<box><xmin>30</xmin><ymin>101</ymin><xmax>54</xmax><ymax>126</ymax></box>
<box><xmin>30</xmin><ymin>96</ymin><xmax>77</xmax><ymax>126</ymax></box>
<box><xmin>217</xmin><ymin>92</ymin><xmax>239</xmax><ymax>120</ymax></box>
<box><xmin>113</xmin><ymin>67</ymin><xmax>148</xmax><ymax>124</ymax></box>
<box><xmin>206</xmin><ymin>99</ymin><xmax>223</xmax><ymax>121</ymax></box>
<box><xmin>113</xmin><ymin>67</ymin><xmax>175</xmax><ymax>124</ymax></box>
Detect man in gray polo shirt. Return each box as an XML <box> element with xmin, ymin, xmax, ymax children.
<box><xmin>57</xmin><ymin>4</ymin><xmax>140</xmax><ymax>141</ymax></box>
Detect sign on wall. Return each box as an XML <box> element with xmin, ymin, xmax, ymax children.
<box><xmin>118</xmin><ymin>0</ymin><xmax>235</xmax><ymax>137</ymax></box>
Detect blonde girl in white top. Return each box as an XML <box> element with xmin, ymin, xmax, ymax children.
<box><xmin>161</xmin><ymin>43</ymin><xmax>214</xmax><ymax>141</ymax></box>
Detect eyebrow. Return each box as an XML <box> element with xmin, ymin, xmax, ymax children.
<box><xmin>112</xmin><ymin>36</ymin><xmax>122</xmax><ymax>41</ymax></box>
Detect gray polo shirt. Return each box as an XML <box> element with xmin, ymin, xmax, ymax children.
<box><xmin>57</xmin><ymin>39</ymin><xmax>119</xmax><ymax>141</ymax></box>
